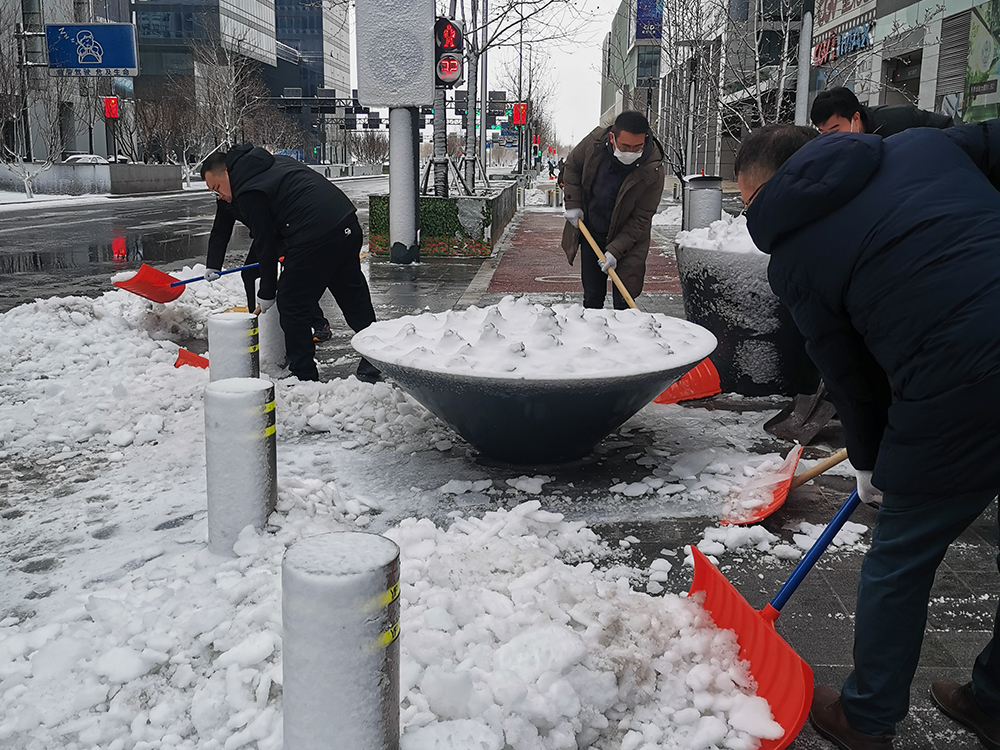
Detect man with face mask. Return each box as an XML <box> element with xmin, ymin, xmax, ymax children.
<box><xmin>561</xmin><ymin>111</ymin><xmax>665</xmax><ymax>309</ymax></box>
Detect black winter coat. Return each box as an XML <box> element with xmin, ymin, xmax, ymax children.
<box><xmin>225</xmin><ymin>145</ymin><xmax>356</xmax><ymax>298</ymax></box>
<box><xmin>861</xmin><ymin>104</ymin><xmax>953</xmax><ymax>137</ymax></box>
<box><xmin>746</xmin><ymin>122</ymin><xmax>1000</xmax><ymax>495</ymax></box>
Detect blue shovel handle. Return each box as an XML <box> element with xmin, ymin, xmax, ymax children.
<box><xmin>170</xmin><ymin>263</ymin><xmax>260</xmax><ymax>287</ymax></box>
<box><xmin>769</xmin><ymin>489</ymin><xmax>862</xmax><ymax>614</ymax></box>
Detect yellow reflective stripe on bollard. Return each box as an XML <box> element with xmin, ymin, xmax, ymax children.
<box><xmin>264</xmin><ymin>424</ymin><xmax>276</xmax><ymax>437</ymax></box>
<box><xmin>264</xmin><ymin>400</ymin><xmax>275</xmax><ymax>414</ymax></box>
<box><xmin>248</xmin><ymin>344</ymin><xmax>259</xmax><ymax>353</ymax></box>
<box><xmin>249</xmin><ymin>328</ymin><xmax>259</xmax><ymax>336</ymax></box>
<box><xmin>366</xmin><ymin>620</ymin><xmax>400</xmax><ymax>652</ymax></box>
<box><xmin>361</xmin><ymin>581</ymin><xmax>400</xmax><ymax>612</ymax></box>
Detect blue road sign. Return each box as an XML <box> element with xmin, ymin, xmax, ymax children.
<box><xmin>46</xmin><ymin>24</ymin><xmax>139</xmax><ymax>77</ymax></box>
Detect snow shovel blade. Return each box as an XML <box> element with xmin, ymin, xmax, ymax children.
<box><xmin>113</xmin><ymin>264</ymin><xmax>185</xmax><ymax>304</ymax></box>
<box><xmin>689</xmin><ymin>489</ymin><xmax>862</xmax><ymax>749</ymax></box>
<box><xmin>689</xmin><ymin>547</ymin><xmax>814</xmax><ymax>750</ymax></box>
<box><xmin>654</xmin><ymin>358</ymin><xmax>721</xmax><ymax>404</ymax></box>
<box><xmin>763</xmin><ymin>381</ymin><xmax>836</xmax><ymax>445</ymax></box>
<box><xmin>720</xmin><ymin>445</ymin><xmax>803</xmax><ymax>526</ymax></box>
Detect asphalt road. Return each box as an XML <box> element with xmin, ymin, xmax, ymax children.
<box><xmin>0</xmin><ymin>175</ymin><xmax>388</xmax><ymax>314</ymax></box>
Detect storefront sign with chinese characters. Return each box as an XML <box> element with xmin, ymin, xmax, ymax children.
<box><xmin>813</xmin><ymin>20</ymin><xmax>874</xmax><ymax>66</ymax></box>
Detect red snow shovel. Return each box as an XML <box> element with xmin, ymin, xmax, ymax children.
<box><xmin>577</xmin><ymin>219</ymin><xmax>722</xmax><ymax>403</ymax></box>
<box><xmin>113</xmin><ymin>263</ymin><xmax>259</xmax><ymax>304</ymax></box>
<box><xmin>689</xmin><ymin>488</ymin><xmax>862</xmax><ymax>749</ymax></box>
<box><xmin>720</xmin><ymin>447</ymin><xmax>850</xmax><ymax>526</ymax></box>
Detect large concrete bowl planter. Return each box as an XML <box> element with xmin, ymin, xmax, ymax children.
<box><xmin>352</xmin><ymin>298</ymin><xmax>716</xmax><ymax>465</ymax></box>
<box><xmin>676</xmin><ymin>217</ymin><xmax>819</xmax><ymax>397</ymax></box>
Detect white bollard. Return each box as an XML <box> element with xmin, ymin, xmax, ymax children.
<box><xmin>256</xmin><ymin>307</ymin><xmax>286</xmax><ymax>371</ymax></box>
<box><xmin>208</xmin><ymin>312</ymin><xmax>259</xmax><ymax>381</ymax></box>
<box><xmin>283</xmin><ymin>532</ymin><xmax>401</xmax><ymax>750</ymax></box>
<box><xmin>203</xmin><ymin>377</ymin><xmax>277</xmax><ymax>555</ymax></box>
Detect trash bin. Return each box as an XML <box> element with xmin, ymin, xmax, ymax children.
<box><xmin>675</xmin><ymin>219</ymin><xmax>819</xmax><ymax>397</ymax></box>
<box><xmin>682</xmin><ymin>175</ymin><xmax>723</xmax><ymax>231</ymax></box>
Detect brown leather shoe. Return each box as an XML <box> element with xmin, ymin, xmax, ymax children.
<box><xmin>809</xmin><ymin>685</ymin><xmax>895</xmax><ymax>750</ymax></box>
<box><xmin>930</xmin><ymin>679</ymin><xmax>1000</xmax><ymax>750</ymax></box>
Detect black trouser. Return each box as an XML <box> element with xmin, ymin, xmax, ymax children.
<box><xmin>240</xmin><ymin>246</ymin><xmax>328</xmax><ymax>330</ymax></box>
<box><xmin>579</xmin><ymin>232</ymin><xmax>629</xmax><ymax>310</ymax></box>
<box><xmin>841</xmin><ymin>488</ymin><xmax>1000</xmax><ymax>735</ymax></box>
<box><xmin>276</xmin><ymin>215</ymin><xmax>375</xmax><ymax>381</ymax></box>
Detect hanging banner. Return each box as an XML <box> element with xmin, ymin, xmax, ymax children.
<box><xmin>636</xmin><ymin>0</ymin><xmax>663</xmax><ymax>40</ymax></box>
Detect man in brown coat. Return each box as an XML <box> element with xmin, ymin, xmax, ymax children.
<box><xmin>561</xmin><ymin>111</ymin><xmax>665</xmax><ymax>309</ymax></box>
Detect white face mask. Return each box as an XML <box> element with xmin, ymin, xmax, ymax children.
<box><xmin>611</xmin><ymin>134</ymin><xmax>644</xmax><ymax>165</ymax></box>
<box><xmin>613</xmin><ymin>148</ymin><xmax>642</xmax><ymax>165</ymax></box>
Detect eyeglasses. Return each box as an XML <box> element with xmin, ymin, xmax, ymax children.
<box><xmin>738</xmin><ymin>184</ymin><xmax>764</xmax><ymax>216</ymax></box>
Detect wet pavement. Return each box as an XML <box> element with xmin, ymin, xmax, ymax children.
<box><xmin>4</xmin><ymin>182</ymin><xmax>997</xmax><ymax>749</ymax></box>
<box><xmin>0</xmin><ymin>175</ymin><xmax>388</xmax><ymax>314</ymax></box>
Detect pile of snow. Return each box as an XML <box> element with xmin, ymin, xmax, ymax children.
<box><xmin>675</xmin><ymin>214</ymin><xmax>762</xmax><ymax>255</ymax></box>
<box><xmin>689</xmin><ymin>517</ymin><xmax>869</xmax><ymax>569</ymax></box>
<box><xmin>352</xmin><ymin>295</ymin><xmax>716</xmax><ymax>379</ymax></box>
<box><xmin>393</xmin><ymin>501</ymin><xmax>783</xmax><ymax>749</ymax></box>
<box><xmin>0</xmin><ymin>281</ymin><xmax>859</xmax><ymax>750</ymax></box>
<box><xmin>652</xmin><ymin>205</ymin><xmax>683</xmax><ymax>226</ymax></box>
<box><xmin>524</xmin><ymin>187</ymin><xmax>551</xmax><ymax>206</ymax></box>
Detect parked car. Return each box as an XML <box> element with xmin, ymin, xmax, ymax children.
<box><xmin>64</xmin><ymin>154</ymin><xmax>109</xmax><ymax>164</ymax></box>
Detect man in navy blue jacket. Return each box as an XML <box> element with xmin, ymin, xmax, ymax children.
<box><xmin>737</xmin><ymin>121</ymin><xmax>1000</xmax><ymax>750</ymax></box>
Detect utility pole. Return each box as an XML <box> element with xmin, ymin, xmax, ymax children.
<box><xmin>795</xmin><ymin>0</ymin><xmax>815</xmax><ymax>126</ymax></box>
<box><xmin>433</xmin><ymin>86</ymin><xmax>448</xmax><ymax>196</ymax></box>
<box><xmin>517</xmin><ymin>8</ymin><xmax>523</xmax><ymax>173</ymax></box>
<box><xmin>479</xmin><ymin>0</ymin><xmax>488</xmax><ymax>181</ymax></box>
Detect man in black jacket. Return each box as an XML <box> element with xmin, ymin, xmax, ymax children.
<box><xmin>201</xmin><ymin>147</ymin><xmax>381</xmax><ymax>383</ymax></box>
<box><xmin>202</xmin><ymin>197</ymin><xmax>332</xmax><ymax>342</ymax></box>
<box><xmin>811</xmin><ymin>86</ymin><xmax>953</xmax><ymax>137</ymax></box>
<box><xmin>737</xmin><ymin>121</ymin><xmax>1000</xmax><ymax>750</ymax></box>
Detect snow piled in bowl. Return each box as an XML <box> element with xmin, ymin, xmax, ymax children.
<box><xmin>352</xmin><ymin>296</ymin><xmax>717</xmax><ymax>380</ymax></box>
<box><xmin>675</xmin><ymin>214</ymin><xmax>763</xmax><ymax>255</ymax></box>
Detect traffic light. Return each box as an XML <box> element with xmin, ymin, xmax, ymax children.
<box><xmin>434</xmin><ymin>17</ymin><xmax>463</xmax><ymax>88</ymax></box>
<box><xmin>454</xmin><ymin>90</ymin><xmax>468</xmax><ymax>116</ymax></box>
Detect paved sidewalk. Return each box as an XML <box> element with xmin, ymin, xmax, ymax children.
<box><xmin>309</xmin><ymin>201</ymin><xmax>996</xmax><ymax>750</ymax></box>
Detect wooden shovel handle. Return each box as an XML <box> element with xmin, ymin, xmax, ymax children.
<box><xmin>577</xmin><ymin>218</ymin><xmax>638</xmax><ymax>310</ymax></box>
<box><xmin>790</xmin><ymin>448</ymin><xmax>849</xmax><ymax>489</ymax></box>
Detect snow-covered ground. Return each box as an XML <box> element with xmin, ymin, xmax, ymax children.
<box><xmin>0</xmin><ymin>270</ymin><xmax>863</xmax><ymax>750</ymax></box>
<box><xmin>0</xmin><ymin>191</ymin><xmax>115</xmax><ymax>211</ymax></box>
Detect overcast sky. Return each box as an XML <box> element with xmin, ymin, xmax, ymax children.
<box><xmin>490</xmin><ymin>0</ymin><xmax>620</xmax><ymax>147</ymax></box>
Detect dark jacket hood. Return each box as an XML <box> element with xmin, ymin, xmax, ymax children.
<box><xmin>746</xmin><ymin>133</ymin><xmax>883</xmax><ymax>254</ymax></box>
<box><xmin>226</xmin><ymin>145</ymin><xmax>275</xmax><ymax>193</ymax></box>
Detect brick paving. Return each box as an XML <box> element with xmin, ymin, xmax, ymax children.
<box><xmin>486</xmin><ymin>207</ymin><xmax>681</xmax><ymax>296</ymax></box>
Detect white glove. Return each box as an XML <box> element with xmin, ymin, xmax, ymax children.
<box><xmin>599</xmin><ymin>252</ymin><xmax>617</xmax><ymax>274</ymax></box>
<box><xmin>564</xmin><ymin>208</ymin><xmax>583</xmax><ymax>228</ymax></box>
<box><xmin>204</xmin><ymin>268</ymin><xmax>221</xmax><ymax>282</ymax></box>
<box><xmin>856</xmin><ymin>470</ymin><xmax>883</xmax><ymax>507</ymax></box>
<box><xmin>257</xmin><ymin>296</ymin><xmax>276</xmax><ymax>314</ymax></box>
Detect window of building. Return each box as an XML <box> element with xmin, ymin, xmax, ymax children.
<box><xmin>637</xmin><ymin>47</ymin><xmax>660</xmax><ymax>81</ymax></box>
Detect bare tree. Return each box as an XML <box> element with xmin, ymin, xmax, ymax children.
<box><xmin>246</xmin><ymin>103</ymin><xmax>305</xmax><ymax>151</ymax></box>
<box><xmin>351</xmin><ymin>129</ymin><xmax>390</xmax><ymax>165</ymax></box>
<box><xmin>0</xmin><ymin>4</ymin><xmax>56</xmax><ymax>197</ymax></box>
<box><xmin>453</xmin><ymin>0</ymin><xmax>594</xmax><ymax>187</ymax></box>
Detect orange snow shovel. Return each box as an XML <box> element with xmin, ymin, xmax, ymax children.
<box><xmin>690</xmin><ymin>488</ymin><xmax>862</xmax><ymax>749</ymax></box>
<box><xmin>114</xmin><ymin>263</ymin><xmax>259</xmax><ymax>304</ymax></box>
<box><xmin>721</xmin><ymin>447</ymin><xmax>849</xmax><ymax>526</ymax></box>
<box><xmin>577</xmin><ymin>219</ymin><xmax>722</xmax><ymax>402</ymax></box>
